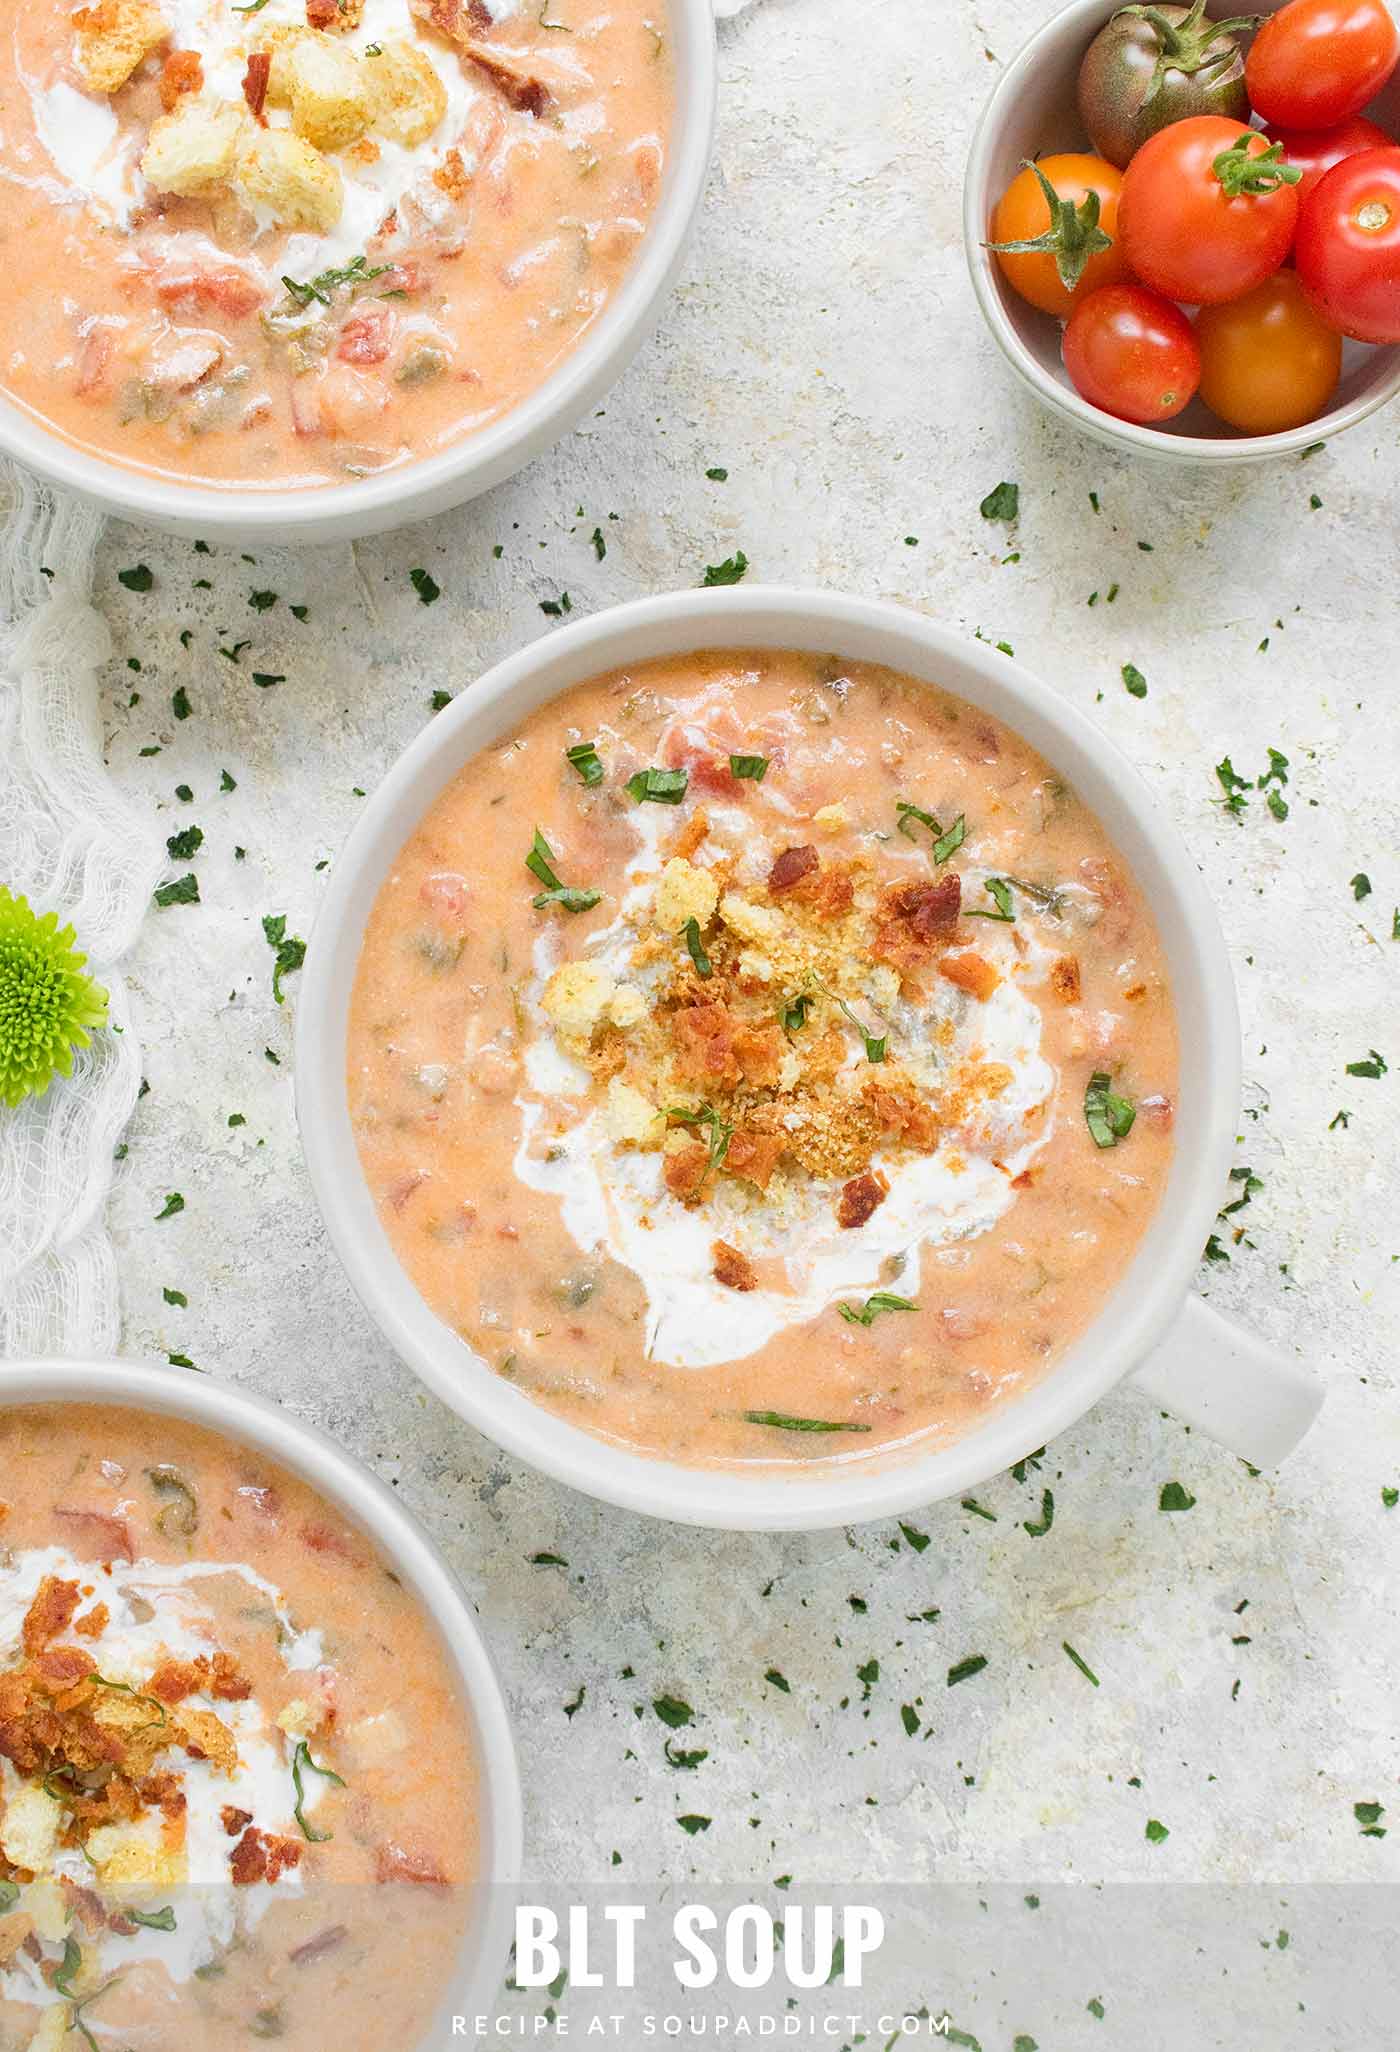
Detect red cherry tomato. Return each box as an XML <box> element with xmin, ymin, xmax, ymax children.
<box><xmin>1247</xmin><ymin>0</ymin><xmax>1399</xmax><ymax>129</ymax></box>
<box><xmin>1063</xmin><ymin>285</ymin><xmax>1203</xmax><ymax>423</ymax></box>
<box><xmin>1266</xmin><ymin>113</ymin><xmax>1395</xmax><ymax>201</ymax></box>
<box><xmin>1295</xmin><ymin>145</ymin><xmax>1400</xmax><ymax>338</ymax></box>
<box><xmin>1119</xmin><ymin>117</ymin><xmax>1303</xmax><ymax>304</ymax></box>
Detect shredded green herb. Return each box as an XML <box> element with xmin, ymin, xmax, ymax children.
<box><xmin>666</xmin><ymin>1102</ymin><xmax>732</xmax><ymax>1183</ymax></box>
<box><xmin>625</xmin><ymin>766</ymin><xmax>689</xmax><ymax>805</ymax></box>
<box><xmin>742</xmin><ymin>1411</ymin><xmax>873</xmax><ymax>1434</ymax></box>
<box><xmin>525</xmin><ymin>829</ymin><xmax>600</xmax><ymax>913</ymax></box>
<box><xmin>967</xmin><ymin>877</ymin><xmax>1014</xmax><ymax>922</ymax></box>
<box><xmin>282</xmin><ymin>254</ymin><xmax>388</xmax><ymax>308</ymax></box>
<box><xmin>1084</xmin><ymin>1071</ymin><xmax>1135</xmax><ymax>1148</ymax></box>
<box><xmin>261</xmin><ymin>914</ymin><xmax>306</xmax><ymax>1004</ymax></box>
<box><xmin>701</xmin><ymin>550</ymin><xmax>748</xmax><ymax>587</ymax></box>
<box><xmin>729</xmin><ymin>753</ymin><xmax>769</xmax><ymax>781</ymax></box>
<box><xmin>291</xmin><ymin>1740</ymin><xmax>345</xmax><ymax>1843</ymax></box>
<box><xmin>837</xmin><ymin>1293</ymin><xmax>916</xmax><ymax>1326</ymax></box>
<box><xmin>566</xmin><ymin>741</ymin><xmax>604</xmax><ymax>787</ymax></box>
<box><xmin>681</xmin><ymin>917</ymin><xmax>713</xmax><ymax>979</ymax></box>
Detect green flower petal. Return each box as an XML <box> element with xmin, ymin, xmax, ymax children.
<box><xmin>0</xmin><ymin>886</ymin><xmax>109</xmax><ymax>1108</ymax></box>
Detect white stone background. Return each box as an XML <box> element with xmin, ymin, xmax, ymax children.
<box><xmin>73</xmin><ymin>0</ymin><xmax>1400</xmax><ymax>1917</ymax></box>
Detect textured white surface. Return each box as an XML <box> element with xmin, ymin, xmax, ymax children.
<box><xmin>39</xmin><ymin>0</ymin><xmax>1400</xmax><ymax>1905</ymax></box>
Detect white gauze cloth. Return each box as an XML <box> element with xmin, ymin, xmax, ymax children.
<box><xmin>0</xmin><ymin>461</ymin><xmax>165</xmax><ymax>1357</ymax></box>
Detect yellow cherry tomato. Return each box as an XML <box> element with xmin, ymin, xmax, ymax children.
<box><xmin>1195</xmin><ymin>269</ymin><xmax>1343</xmax><ymax>434</ymax></box>
<box><xmin>990</xmin><ymin>152</ymin><xmax>1130</xmax><ymax>319</ymax></box>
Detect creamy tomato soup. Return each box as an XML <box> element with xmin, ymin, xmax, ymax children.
<box><xmin>0</xmin><ymin>0</ymin><xmax>671</xmax><ymax>487</ymax></box>
<box><xmin>348</xmin><ymin>649</ymin><xmax>1179</xmax><ymax>1467</ymax></box>
<box><xmin>0</xmin><ymin>1403</ymin><xmax>478</xmax><ymax>2051</ymax></box>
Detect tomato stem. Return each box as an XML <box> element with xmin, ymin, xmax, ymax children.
<box><xmin>1212</xmin><ymin>132</ymin><xmax>1302</xmax><ymax>198</ymax></box>
<box><xmin>1117</xmin><ymin>1</ymin><xmax>1259</xmax><ymax>89</ymax></box>
<box><xmin>986</xmin><ymin>161</ymin><xmax>1114</xmax><ymax>294</ymax></box>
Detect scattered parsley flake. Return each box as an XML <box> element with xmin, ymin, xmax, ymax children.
<box><xmin>980</xmin><ymin>481</ymin><xmax>1019</xmax><ymax>522</ymax></box>
<box><xmin>1345</xmin><ymin>1049</ymin><xmax>1388</xmax><ymax>1079</ymax></box>
<box><xmin>1159</xmin><ymin>1480</ymin><xmax>1196</xmax><ymax>1512</ymax></box>
<box><xmin>165</xmin><ymin>826</ymin><xmax>203</xmax><ymax>861</ymax></box>
<box><xmin>947</xmin><ymin>1655</ymin><xmax>988</xmax><ymax>1687</ymax></box>
<box><xmin>701</xmin><ymin>550</ymin><xmax>749</xmax><ymax>587</ymax></box>
<box><xmin>1352</xmin><ymin>873</ymin><xmax>1373</xmax><ymax>901</ymax></box>
<box><xmin>154</xmin><ymin>875</ymin><xmax>199</xmax><ymax>908</ymax></box>
<box><xmin>172</xmin><ymin>686</ymin><xmax>192</xmax><ymax>721</ymax></box>
<box><xmin>154</xmin><ymin>1192</ymin><xmax>185</xmax><ymax>1221</ymax></box>
<box><xmin>540</xmin><ymin>592</ymin><xmax>573</xmax><ymax>617</ymax></box>
<box><xmin>1145</xmin><ymin>1819</ymin><xmax>1170</xmax><ymax>1844</ymax></box>
<box><xmin>1062</xmin><ymin>1642</ymin><xmax>1099</xmax><ymax>1687</ymax></box>
<box><xmin>410</xmin><ymin>567</ymin><xmax>441</xmax><ymax>606</ymax></box>
<box><xmin>118</xmin><ymin>564</ymin><xmax>153</xmax><ymax>593</ymax></box>
<box><xmin>705</xmin><ymin>466</ymin><xmax>728</xmax><ymax>481</ymax></box>
<box><xmin>261</xmin><ymin>914</ymin><xmax>307</xmax><ymax>1004</ymax></box>
<box><xmin>1121</xmin><ymin>662</ymin><xmax>1148</xmax><ymax>699</ymax></box>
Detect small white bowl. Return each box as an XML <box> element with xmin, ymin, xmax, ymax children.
<box><xmin>0</xmin><ymin>0</ymin><xmax>716</xmax><ymax>546</ymax></box>
<box><xmin>0</xmin><ymin>1357</ymin><xmax>523</xmax><ymax>2036</ymax></box>
<box><xmin>964</xmin><ymin>0</ymin><xmax>1400</xmax><ymax>461</ymax></box>
<box><xmin>295</xmin><ymin>586</ymin><xmax>1322</xmax><ymax>1531</ymax></box>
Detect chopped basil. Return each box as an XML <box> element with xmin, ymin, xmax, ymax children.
<box><xmin>283</xmin><ymin>255</ymin><xmax>388</xmax><ymax>308</ymax></box>
<box><xmin>781</xmin><ymin>992</ymin><xmax>812</xmax><ymax>1032</ymax></box>
<box><xmin>625</xmin><ymin>767</ymin><xmax>688</xmax><ymax>805</ymax></box>
<box><xmin>681</xmin><ymin>917</ymin><xmax>713</xmax><ymax>978</ymax></box>
<box><xmin>837</xmin><ymin>1293</ymin><xmax>916</xmax><ymax>1326</ymax></box>
<box><xmin>130</xmin><ymin>1906</ymin><xmax>177</xmax><ymax>1932</ymax></box>
<box><xmin>980</xmin><ymin>481</ymin><xmax>1019</xmax><ymax>522</ymax></box>
<box><xmin>701</xmin><ymin>550</ymin><xmax>749</xmax><ymax>587</ymax></box>
<box><xmin>729</xmin><ymin>753</ymin><xmax>768</xmax><ymax>781</ymax></box>
<box><xmin>1084</xmin><ymin>1071</ymin><xmax>1135</xmax><ymax>1147</ymax></box>
<box><xmin>833</xmin><ymin>992</ymin><xmax>887</xmax><ymax>1063</ymax></box>
<box><xmin>896</xmin><ymin>799</ymin><xmax>941</xmax><ymax>843</ymax></box>
<box><xmin>967</xmin><ymin>877</ymin><xmax>1014</xmax><ymax>922</ymax></box>
<box><xmin>933</xmin><ymin>815</ymin><xmax>967</xmax><ymax>864</ymax></box>
<box><xmin>666</xmin><ymin>1102</ymin><xmax>732</xmax><ymax>1182</ymax></box>
<box><xmin>742</xmin><ymin>1411</ymin><xmax>872</xmax><ymax>1434</ymax></box>
<box><xmin>291</xmin><ymin>1740</ymin><xmax>345</xmax><ymax>1843</ymax></box>
<box><xmin>566</xmin><ymin>741</ymin><xmax>604</xmax><ymax>786</ymax></box>
<box><xmin>1346</xmin><ymin>1049</ymin><xmax>1387</xmax><ymax>1078</ymax></box>
<box><xmin>524</xmin><ymin>829</ymin><xmax>599</xmax><ymax>913</ymax></box>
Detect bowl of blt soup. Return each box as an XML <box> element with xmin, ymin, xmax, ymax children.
<box><xmin>0</xmin><ymin>0</ymin><xmax>715</xmax><ymax>543</ymax></box>
<box><xmin>0</xmin><ymin>1359</ymin><xmax>522</xmax><ymax>2050</ymax></box>
<box><xmin>297</xmin><ymin>588</ymin><xmax>1322</xmax><ymax>1531</ymax></box>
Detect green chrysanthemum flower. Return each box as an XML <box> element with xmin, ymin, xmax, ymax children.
<box><xmin>0</xmin><ymin>886</ymin><xmax>109</xmax><ymax>1108</ymax></box>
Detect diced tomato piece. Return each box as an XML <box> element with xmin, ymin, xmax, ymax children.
<box><xmin>155</xmin><ymin>267</ymin><xmax>265</xmax><ymax>320</ymax></box>
<box><xmin>337</xmin><ymin>305</ymin><xmax>394</xmax><ymax>367</ymax></box>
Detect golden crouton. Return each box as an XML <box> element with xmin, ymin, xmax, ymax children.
<box><xmin>719</xmin><ymin>891</ymin><xmax>780</xmax><ymax>945</ymax></box>
<box><xmin>73</xmin><ymin>0</ymin><xmax>169</xmax><ymax>94</ymax></box>
<box><xmin>541</xmin><ymin>960</ymin><xmax>615</xmax><ymax>1037</ymax></box>
<box><xmin>0</xmin><ymin>1783</ymin><xmax>59</xmax><ymax>1875</ymax></box>
<box><xmin>260</xmin><ymin>24</ymin><xmax>316</xmax><ymax>109</ymax></box>
<box><xmin>365</xmin><ymin>37</ymin><xmax>449</xmax><ymax>148</ymax></box>
<box><xmin>141</xmin><ymin>97</ymin><xmax>245</xmax><ymax>199</ymax></box>
<box><xmin>604</xmin><ymin>1079</ymin><xmax>664</xmax><ymax>1148</ymax></box>
<box><xmin>0</xmin><ymin>1911</ymin><xmax>34</xmax><ymax>1970</ymax></box>
<box><xmin>607</xmin><ymin>984</ymin><xmax>647</xmax><ymax>1029</ymax></box>
<box><xmin>655</xmin><ymin>857</ymin><xmax>718</xmax><ymax>934</ymax></box>
<box><xmin>287</xmin><ymin>34</ymin><xmax>374</xmax><ymax>153</ymax></box>
<box><xmin>175</xmin><ymin>1706</ymin><xmax>239</xmax><ymax>1775</ymax></box>
<box><xmin>275</xmin><ymin>1696</ymin><xmax>324</xmax><ymax>1740</ymax></box>
<box><xmin>813</xmin><ymin>802</ymin><xmax>850</xmax><ymax>829</ymax></box>
<box><xmin>234</xmin><ymin>126</ymin><xmax>343</xmax><ymax>233</ymax></box>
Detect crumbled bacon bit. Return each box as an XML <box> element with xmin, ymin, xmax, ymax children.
<box><xmin>724</xmin><ymin>1128</ymin><xmax>784</xmax><ymax>1192</ymax></box>
<box><xmin>1050</xmin><ymin>956</ymin><xmax>1081</xmax><ymax>1003</ymax></box>
<box><xmin>663</xmin><ymin>1137</ymin><xmax>709</xmax><ymax>1201</ymax></box>
<box><xmin>432</xmin><ymin>147</ymin><xmax>470</xmax><ymax>201</ymax></box>
<box><xmin>159</xmin><ymin>49</ymin><xmax>203</xmax><ymax>112</ymax></box>
<box><xmin>870</xmin><ymin>874</ymin><xmax>962</xmax><ymax>976</ymax></box>
<box><xmin>209</xmin><ymin>1652</ymin><xmax>253</xmax><ymax>1702</ymax></box>
<box><xmin>34</xmin><ymin>1645</ymin><xmax>97</xmax><ymax>1691</ymax></box>
<box><xmin>148</xmin><ymin>1652</ymin><xmax>252</xmax><ymax>1705</ymax></box>
<box><xmin>791</xmin><ymin>861</ymin><xmax>855</xmax><ymax>919</ymax></box>
<box><xmin>732</xmin><ymin>1022</ymin><xmax>785</xmax><ymax>1089</ymax></box>
<box><xmin>374</xmin><ymin>1842</ymin><xmax>449</xmax><ymax>1888</ymax></box>
<box><xmin>147</xmin><ymin>1658</ymin><xmax>205</xmax><ymax>1705</ymax></box>
<box><xmin>22</xmin><ymin>1577</ymin><xmax>81</xmax><ymax>1657</ymax></box>
<box><xmin>712</xmin><ymin>1240</ymin><xmax>757</xmax><ymax>1292</ymax></box>
<box><xmin>863</xmin><ymin>1077</ymin><xmax>939</xmax><ymax>1150</ymax></box>
<box><xmin>221</xmin><ymin>1806</ymin><xmax>254</xmax><ymax>1838</ymax></box>
<box><xmin>837</xmin><ymin>1170</ymin><xmax>889</xmax><ymax>1229</ymax></box>
<box><xmin>242</xmin><ymin>50</ymin><xmax>271</xmax><ymax>120</ymax></box>
<box><xmin>670</xmin><ymin>808</ymin><xmax>710</xmax><ymax>862</ymax></box>
<box><xmin>230</xmin><ymin>1827</ymin><xmax>302</xmax><ymax>1886</ymax></box>
<box><xmin>939</xmin><ymin>951</ymin><xmax>1000</xmax><ymax>1003</ymax></box>
<box><xmin>72</xmin><ymin>1603</ymin><xmax>109</xmax><ymax>1640</ymax></box>
<box><xmin>672</xmin><ymin>1002</ymin><xmax>741</xmax><ymax>1087</ymax></box>
<box><xmin>767</xmin><ymin>844</ymin><xmax>819</xmax><ymax>895</ymax></box>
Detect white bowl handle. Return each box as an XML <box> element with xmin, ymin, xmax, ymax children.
<box><xmin>1129</xmin><ymin>1294</ymin><xmax>1323</xmax><ymax>1468</ymax></box>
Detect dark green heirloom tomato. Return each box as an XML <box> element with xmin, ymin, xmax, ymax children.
<box><xmin>1077</xmin><ymin>1</ymin><xmax>1255</xmax><ymax>169</ymax></box>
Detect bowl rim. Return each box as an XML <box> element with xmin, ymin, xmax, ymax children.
<box><xmin>0</xmin><ymin>1355</ymin><xmax>524</xmax><ymax>2023</ymax></box>
<box><xmin>963</xmin><ymin>0</ymin><xmax>1400</xmax><ymax>461</ymax></box>
<box><xmin>0</xmin><ymin>0</ymin><xmax>717</xmax><ymax>540</ymax></box>
<box><xmin>294</xmin><ymin>584</ymin><xmax>1242</xmax><ymax>1532</ymax></box>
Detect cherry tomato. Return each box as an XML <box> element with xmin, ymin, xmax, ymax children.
<box><xmin>989</xmin><ymin>153</ymin><xmax>1129</xmax><ymax>318</ymax></box>
<box><xmin>1247</xmin><ymin>0</ymin><xmax>1399</xmax><ymax>129</ymax></box>
<box><xmin>1196</xmin><ymin>271</ymin><xmax>1343</xmax><ymax>431</ymax></box>
<box><xmin>1266</xmin><ymin>113</ymin><xmax>1395</xmax><ymax>201</ymax></box>
<box><xmin>1077</xmin><ymin>2</ymin><xmax>1251</xmax><ymax>169</ymax></box>
<box><xmin>1295</xmin><ymin>144</ymin><xmax>1400</xmax><ymax>338</ymax></box>
<box><xmin>1119</xmin><ymin>117</ymin><xmax>1302</xmax><ymax>304</ymax></box>
<box><xmin>1063</xmin><ymin>285</ymin><xmax>1202</xmax><ymax>423</ymax></box>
